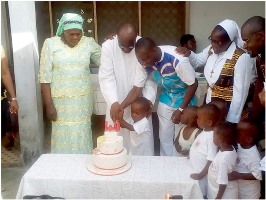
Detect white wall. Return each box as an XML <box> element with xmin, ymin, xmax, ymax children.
<box><xmin>189</xmin><ymin>1</ymin><xmax>265</xmax><ymax>51</ymax></box>
<box><xmin>8</xmin><ymin>1</ymin><xmax>44</xmax><ymax>164</ymax></box>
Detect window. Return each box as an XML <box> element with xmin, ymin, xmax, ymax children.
<box><xmin>35</xmin><ymin>1</ymin><xmax>187</xmax><ymax>55</ymax></box>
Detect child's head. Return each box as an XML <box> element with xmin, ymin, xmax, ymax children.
<box><xmin>213</xmin><ymin>122</ymin><xmax>236</xmax><ymax>148</ymax></box>
<box><xmin>180</xmin><ymin>106</ymin><xmax>198</xmax><ymax>126</ymax></box>
<box><xmin>197</xmin><ymin>104</ymin><xmax>220</xmax><ymax>130</ymax></box>
<box><xmin>209</xmin><ymin>98</ymin><xmax>228</xmax><ymax>122</ymax></box>
<box><xmin>131</xmin><ymin>97</ymin><xmax>151</xmax><ymax>123</ymax></box>
<box><xmin>237</xmin><ymin>121</ymin><xmax>259</xmax><ymax>147</ymax></box>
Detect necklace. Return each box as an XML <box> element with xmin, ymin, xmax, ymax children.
<box><xmin>210</xmin><ymin>56</ymin><xmax>221</xmax><ymax>78</ymax></box>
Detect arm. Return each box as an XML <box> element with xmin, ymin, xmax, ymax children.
<box><xmin>190</xmin><ymin>160</ymin><xmax>212</xmax><ymax>180</ymax></box>
<box><xmin>1</xmin><ymin>46</ymin><xmax>18</xmax><ymax>113</ymax></box>
<box><xmin>39</xmin><ymin>39</ymin><xmax>57</xmax><ymax>121</ymax></box>
<box><xmin>171</xmin><ymin>57</ymin><xmax>198</xmax><ymax>124</ymax></box>
<box><xmin>119</xmin><ymin>118</ymin><xmax>135</xmax><ymax>131</ymax></box>
<box><xmin>174</xmin><ymin>130</ymin><xmax>183</xmax><ymax>154</ymax></box>
<box><xmin>121</xmin><ymin>86</ymin><xmax>143</xmax><ymax>109</ymax></box>
<box><xmin>216</xmin><ymin>184</ymin><xmax>227</xmax><ymax>199</ymax></box>
<box><xmin>89</xmin><ymin>37</ymin><xmax>101</xmax><ymax>67</ymax></box>
<box><xmin>227</xmin><ymin>54</ymin><xmax>255</xmax><ymax>123</ymax></box>
<box><xmin>175</xmin><ymin>46</ymin><xmax>210</xmax><ymax>69</ymax></box>
<box><xmin>142</xmin><ymin>75</ymin><xmax>158</xmax><ymax>106</ymax></box>
<box><xmin>121</xmin><ymin>60</ymin><xmax>148</xmax><ymax>109</ymax></box>
<box><xmin>188</xmin><ymin>46</ymin><xmax>210</xmax><ymax>69</ymax></box>
<box><xmin>99</xmin><ymin>42</ymin><xmax>122</xmax><ymax>122</ymax></box>
<box><xmin>229</xmin><ymin>159</ymin><xmax>262</xmax><ymax>181</ymax></box>
<box><xmin>171</xmin><ymin>79</ymin><xmax>198</xmax><ymax>124</ymax></box>
<box><xmin>41</xmin><ymin>83</ymin><xmax>57</xmax><ymax>121</ymax></box>
<box><xmin>228</xmin><ymin>171</ymin><xmax>260</xmax><ymax>181</ymax></box>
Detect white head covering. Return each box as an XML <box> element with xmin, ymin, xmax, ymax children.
<box><xmin>218</xmin><ymin>19</ymin><xmax>244</xmax><ymax>49</ymax></box>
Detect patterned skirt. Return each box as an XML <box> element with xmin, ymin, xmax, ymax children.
<box><xmin>51</xmin><ymin>94</ymin><xmax>93</xmax><ymax>154</ymax></box>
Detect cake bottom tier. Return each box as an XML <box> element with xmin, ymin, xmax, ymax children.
<box><xmin>93</xmin><ymin>148</ymin><xmax>128</xmax><ymax>170</ymax></box>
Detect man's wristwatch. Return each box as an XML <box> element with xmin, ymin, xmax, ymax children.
<box><xmin>11</xmin><ymin>97</ymin><xmax>17</xmax><ymax>101</ymax></box>
<box><xmin>178</xmin><ymin>107</ymin><xmax>183</xmax><ymax>112</ymax></box>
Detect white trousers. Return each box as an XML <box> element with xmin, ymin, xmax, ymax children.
<box><xmin>157</xmin><ymin>102</ymin><xmax>183</xmax><ymax>156</ymax></box>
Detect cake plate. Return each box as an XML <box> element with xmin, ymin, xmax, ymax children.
<box><xmin>87</xmin><ymin>161</ymin><xmax>132</xmax><ymax>176</ymax></box>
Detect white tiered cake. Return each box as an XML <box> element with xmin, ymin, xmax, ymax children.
<box><xmin>88</xmin><ymin>121</ymin><xmax>131</xmax><ymax>175</ymax></box>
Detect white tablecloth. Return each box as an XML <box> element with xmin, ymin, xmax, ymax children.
<box><xmin>16</xmin><ymin>154</ymin><xmax>203</xmax><ymax>199</ymax></box>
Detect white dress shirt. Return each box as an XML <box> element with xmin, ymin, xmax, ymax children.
<box><xmin>99</xmin><ymin>36</ymin><xmax>157</xmax><ymax>151</ymax></box>
<box><xmin>188</xmin><ymin>43</ymin><xmax>256</xmax><ymax>123</ymax></box>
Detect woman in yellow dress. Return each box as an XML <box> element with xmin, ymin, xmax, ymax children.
<box><xmin>39</xmin><ymin>13</ymin><xmax>101</xmax><ymax>153</ymax></box>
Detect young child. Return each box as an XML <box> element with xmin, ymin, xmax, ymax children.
<box><xmin>189</xmin><ymin>104</ymin><xmax>220</xmax><ymax>198</ymax></box>
<box><xmin>119</xmin><ymin>97</ymin><xmax>154</xmax><ymax>156</ymax></box>
<box><xmin>209</xmin><ymin>98</ymin><xmax>228</xmax><ymax>122</ymax></box>
<box><xmin>172</xmin><ymin>106</ymin><xmax>201</xmax><ymax>157</ymax></box>
<box><xmin>228</xmin><ymin>121</ymin><xmax>262</xmax><ymax>199</ymax></box>
<box><xmin>207</xmin><ymin>122</ymin><xmax>238</xmax><ymax>199</ymax></box>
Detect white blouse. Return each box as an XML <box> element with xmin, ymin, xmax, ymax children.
<box><xmin>188</xmin><ymin>42</ymin><xmax>257</xmax><ymax>123</ymax></box>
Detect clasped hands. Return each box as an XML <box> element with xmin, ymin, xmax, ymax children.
<box><xmin>110</xmin><ymin>102</ymin><xmax>124</xmax><ymax>123</ymax></box>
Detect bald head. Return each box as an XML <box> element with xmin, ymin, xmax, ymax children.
<box><xmin>117</xmin><ymin>23</ymin><xmax>138</xmax><ymax>53</ymax></box>
<box><xmin>241</xmin><ymin>16</ymin><xmax>265</xmax><ymax>57</ymax></box>
<box><xmin>242</xmin><ymin>16</ymin><xmax>265</xmax><ymax>34</ymax></box>
<box><xmin>117</xmin><ymin>23</ymin><xmax>138</xmax><ymax>36</ymax></box>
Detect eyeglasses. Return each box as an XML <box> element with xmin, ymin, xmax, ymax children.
<box><xmin>208</xmin><ymin>36</ymin><xmax>222</xmax><ymax>45</ymax></box>
<box><xmin>119</xmin><ymin>45</ymin><xmax>135</xmax><ymax>50</ymax></box>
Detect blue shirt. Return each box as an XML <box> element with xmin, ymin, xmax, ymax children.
<box><xmin>145</xmin><ymin>46</ymin><xmax>197</xmax><ymax>108</ymax></box>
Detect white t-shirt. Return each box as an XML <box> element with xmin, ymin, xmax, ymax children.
<box><xmin>189</xmin><ymin>130</ymin><xmax>218</xmax><ymax>172</ymax></box>
<box><xmin>235</xmin><ymin>144</ymin><xmax>262</xmax><ymax>199</ymax></box>
<box><xmin>207</xmin><ymin>149</ymin><xmax>238</xmax><ymax>199</ymax></box>
<box><xmin>130</xmin><ymin>117</ymin><xmax>154</xmax><ymax>156</ymax></box>
<box><xmin>189</xmin><ymin>130</ymin><xmax>218</xmax><ymax>196</ymax></box>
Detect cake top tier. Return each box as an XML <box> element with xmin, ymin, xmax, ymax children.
<box><xmin>105</xmin><ymin>121</ymin><xmax>120</xmax><ymax>132</ymax></box>
<box><xmin>104</xmin><ymin>131</ymin><xmax>118</xmax><ymax>138</ymax></box>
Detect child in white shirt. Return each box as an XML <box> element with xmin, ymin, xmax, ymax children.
<box><xmin>119</xmin><ymin>97</ymin><xmax>154</xmax><ymax>156</ymax></box>
<box><xmin>173</xmin><ymin>106</ymin><xmax>201</xmax><ymax>157</ymax></box>
<box><xmin>228</xmin><ymin>121</ymin><xmax>262</xmax><ymax>199</ymax></box>
<box><xmin>189</xmin><ymin>104</ymin><xmax>220</xmax><ymax>198</ymax></box>
<box><xmin>208</xmin><ymin>122</ymin><xmax>238</xmax><ymax>199</ymax></box>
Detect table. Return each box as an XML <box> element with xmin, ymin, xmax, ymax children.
<box><xmin>16</xmin><ymin>154</ymin><xmax>203</xmax><ymax>199</ymax></box>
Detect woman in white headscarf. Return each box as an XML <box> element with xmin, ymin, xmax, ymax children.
<box><xmin>176</xmin><ymin>19</ymin><xmax>256</xmax><ymax>124</ymax></box>
<box><xmin>39</xmin><ymin>13</ymin><xmax>101</xmax><ymax>154</ymax></box>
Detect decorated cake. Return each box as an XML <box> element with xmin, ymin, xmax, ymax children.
<box><xmin>92</xmin><ymin>121</ymin><xmax>128</xmax><ymax>170</ymax></box>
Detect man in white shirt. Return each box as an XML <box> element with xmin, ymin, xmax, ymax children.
<box><xmin>177</xmin><ymin>19</ymin><xmax>256</xmax><ymax>124</ymax></box>
<box><xmin>99</xmin><ymin>23</ymin><xmax>156</xmax><ymax>152</ymax></box>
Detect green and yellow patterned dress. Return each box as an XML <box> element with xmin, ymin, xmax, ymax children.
<box><xmin>39</xmin><ymin>36</ymin><xmax>101</xmax><ymax>154</ymax></box>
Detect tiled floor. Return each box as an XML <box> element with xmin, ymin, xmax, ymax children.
<box><xmin>1</xmin><ymin>136</ymin><xmax>21</xmax><ymax>168</ymax></box>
